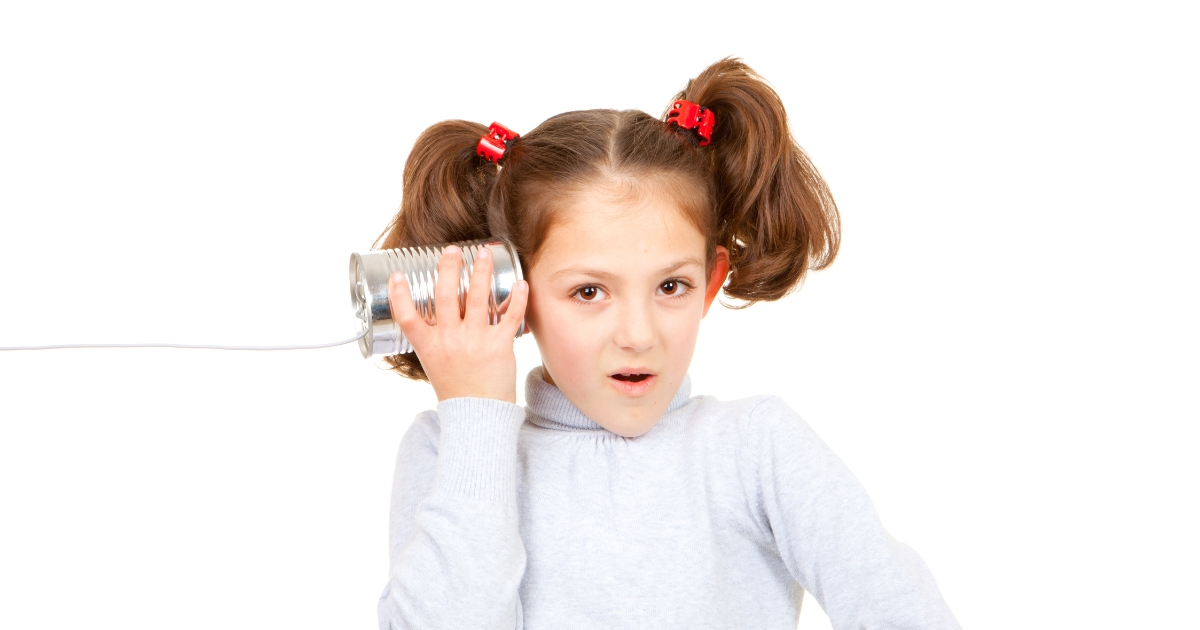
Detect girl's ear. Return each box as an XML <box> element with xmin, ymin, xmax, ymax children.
<box><xmin>702</xmin><ymin>246</ymin><xmax>730</xmax><ymax>318</ymax></box>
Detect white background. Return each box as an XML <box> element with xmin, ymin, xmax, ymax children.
<box><xmin>1</xmin><ymin>1</ymin><xmax>1196</xmax><ymax>628</ymax></box>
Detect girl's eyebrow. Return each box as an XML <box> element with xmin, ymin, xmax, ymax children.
<box><xmin>548</xmin><ymin>257</ymin><xmax>705</xmax><ymax>281</ymax></box>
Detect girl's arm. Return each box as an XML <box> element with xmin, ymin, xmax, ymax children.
<box><xmin>376</xmin><ymin>399</ymin><xmax>527</xmax><ymax>630</ymax></box>
<box><xmin>746</xmin><ymin>396</ymin><xmax>961</xmax><ymax>629</ymax></box>
<box><xmin>376</xmin><ymin>245</ymin><xmax>532</xmax><ymax>629</ymax></box>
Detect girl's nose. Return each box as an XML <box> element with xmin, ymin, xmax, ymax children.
<box><xmin>614</xmin><ymin>300</ymin><xmax>658</xmax><ymax>353</ymax></box>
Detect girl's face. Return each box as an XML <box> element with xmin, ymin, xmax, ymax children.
<box><xmin>523</xmin><ymin>186</ymin><xmax>728</xmax><ymax>437</ymax></box>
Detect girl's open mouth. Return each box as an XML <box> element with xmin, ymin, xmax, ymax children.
<box><xmin>608</xmin><ymin>371</ymin><xmax>657</xmax><ymax>396</ymax></box>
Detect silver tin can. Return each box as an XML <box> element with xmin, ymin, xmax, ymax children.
<box><xmin>349</xmin><ymin>238</ymin><xmax>525</xmax><ymax>358</ymax></box>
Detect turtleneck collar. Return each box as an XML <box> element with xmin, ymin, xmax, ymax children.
<box><xmin>524</xmin><ymin>367</ymin><xmax>693</xmax><ymax>433</ymax></box>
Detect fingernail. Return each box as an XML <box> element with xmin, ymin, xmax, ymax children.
<box><xmin>479</xmin><ymin>248</ymin><xmax>490</xmax><ymax>259</ymax></box>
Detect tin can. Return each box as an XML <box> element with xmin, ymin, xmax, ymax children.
<box><xmin>349</xmin><ymin>238</ymin><xmax>525</xmax><ymax>358</ymax></box>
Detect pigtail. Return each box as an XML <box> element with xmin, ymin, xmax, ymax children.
<box><xmin>674</xmin><ymin>58</ymin><xmax>841</xmax><ymax>303</ymax></box>
<box><xmin>373</xmin><ymin>120</ymin><xmax>497</xmax><ymax>250</ymax></box>
<box><xmin>373</xmin><ymin>120</ymin><xmax>499</xmax><ymax>381</ymax></box>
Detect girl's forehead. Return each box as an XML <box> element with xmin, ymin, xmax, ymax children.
<box><xmin>544</xmin><ymin>195</ymin><xmax>704</xmax><ymax>252</ymax></box>
<box><xmin>531</xmin><ymin>194</ymin><xmax>707</xmax><ymax>276</ymax></box>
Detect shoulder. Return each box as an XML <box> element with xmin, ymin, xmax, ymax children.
<box><xmin>685</xmin><ymin>392</ymin><xmax>776</xmax><ymax>421</ymax></box>
<box><xmin>679</xmin><ymin>393</ymin><xmax>830</xmax><ymax>472</ymax></box>
<box><xmin>686</xmin><ymin>392</ymin><xmax>816</xmax><ymax>442</ymax></box>
<box><xmin>688</xmin><ymin>393</ymin><xmax>851</xmax><ymax>482</ymax></box>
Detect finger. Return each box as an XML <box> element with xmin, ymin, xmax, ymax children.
<box><xmin>434</xmin><ymin>245</ymin><xmax>463</xmax><ymax>327</ymax></box>
<box><xmin>388</xmin><ymin>272</ymin><xmax>429</xmax><ymax>347</ymax></box>
<box><xmin>465</xmin><ymin>246</ymin><xmax>494</xmax><ymax>325</ymax></box>
<box><xmin>500</xmin><ymin>279</ymin><xmax>529</xmax><ymax>338</ymax></box>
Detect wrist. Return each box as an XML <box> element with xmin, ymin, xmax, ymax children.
<box><xmin>433</xmin><ymin>397</ymin><xmax>526</xmax><ymax>502</ymax></box>
<box><xmin>434</xmin><ymin>388</ymin><xmax>516</xmax><ymax>404</ymax></box>
<box><xmin>439</xmin><ymin>391</ymin><xmax>518</xmax><ymax>405</ymax></box>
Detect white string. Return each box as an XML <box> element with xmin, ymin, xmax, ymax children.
<box><xmin>0</xmin><ymin>328</ymin><xmax>369</xmax><ymax>352</ymax></box>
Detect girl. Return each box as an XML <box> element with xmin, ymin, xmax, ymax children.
<box><xmin>372</xmin><ymin>59</ymin><xmax>960</xmax><ymax>629</ymax></box>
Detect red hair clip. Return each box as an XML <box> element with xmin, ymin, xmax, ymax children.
<box><xmin>477</xmin><ymin>122</ymin><xmax>520</xmax><ymax>163</ymax></box>
<box><xmin>666</xmin><ymin>100</ymin><xmax>715</xmax><ymax>147</ymax></box>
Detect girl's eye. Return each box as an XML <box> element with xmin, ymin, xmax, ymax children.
<box><xmin>657</xmin><ymin>279</ymin><xmax>693</xmax><ymax>297</ymax></box>
<box><xmin>571</xmin><ymin>285</ymin><xmax>607</xmax><ymax>303</ymax></box>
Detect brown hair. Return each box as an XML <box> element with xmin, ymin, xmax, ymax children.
<box><xmin>373</xmin><ymin>58</ymin><xmax>840</xmax><ymax>381</ymax></box>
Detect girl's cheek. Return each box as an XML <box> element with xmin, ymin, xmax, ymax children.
<box><xmin>542</xmin><ymin>304</ymin><xmax>594</xmax><ymax>348</ymax></box>
<box><xmin>544</xmin><ymin>325</ymin><xmax>600</xmax><ymax>386</ymax></box>
<box><xmin>664</xmin><ymin>304</ymin><xmax>704</xmax><ymax>344</ymax></box>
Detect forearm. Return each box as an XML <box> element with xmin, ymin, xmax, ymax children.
<box><xmin>378</xmin><ymin>398</ymin><xmax>527</xmax><ymax>630</ymax></box>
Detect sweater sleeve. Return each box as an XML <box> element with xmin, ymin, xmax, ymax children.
<box><xmin>376</xmin><ymin>397</ymin><xmax>528</xmax><ymax>630</ymax></box>
<box><xmin>746</xmin><ymin>396</ymin><xmax>961</xmax><ymax>630</ymax></box>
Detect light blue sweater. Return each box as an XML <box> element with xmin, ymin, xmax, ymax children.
<box><xmin>378</xmin><ymin>368</ymin><xmax>960</xmax><ymax>629</ymax></box>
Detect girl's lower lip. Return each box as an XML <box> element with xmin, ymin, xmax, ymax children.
<box><xmin>608</xmin><ymin>374</ymin><xmax>656</xmax><ymax>397</ymax></box>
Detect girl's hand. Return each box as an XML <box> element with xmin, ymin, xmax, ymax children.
<box><xmin>387</xmin><ymin>245</ymin><xmax>529</xmax><ymax>404</ymax></box>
